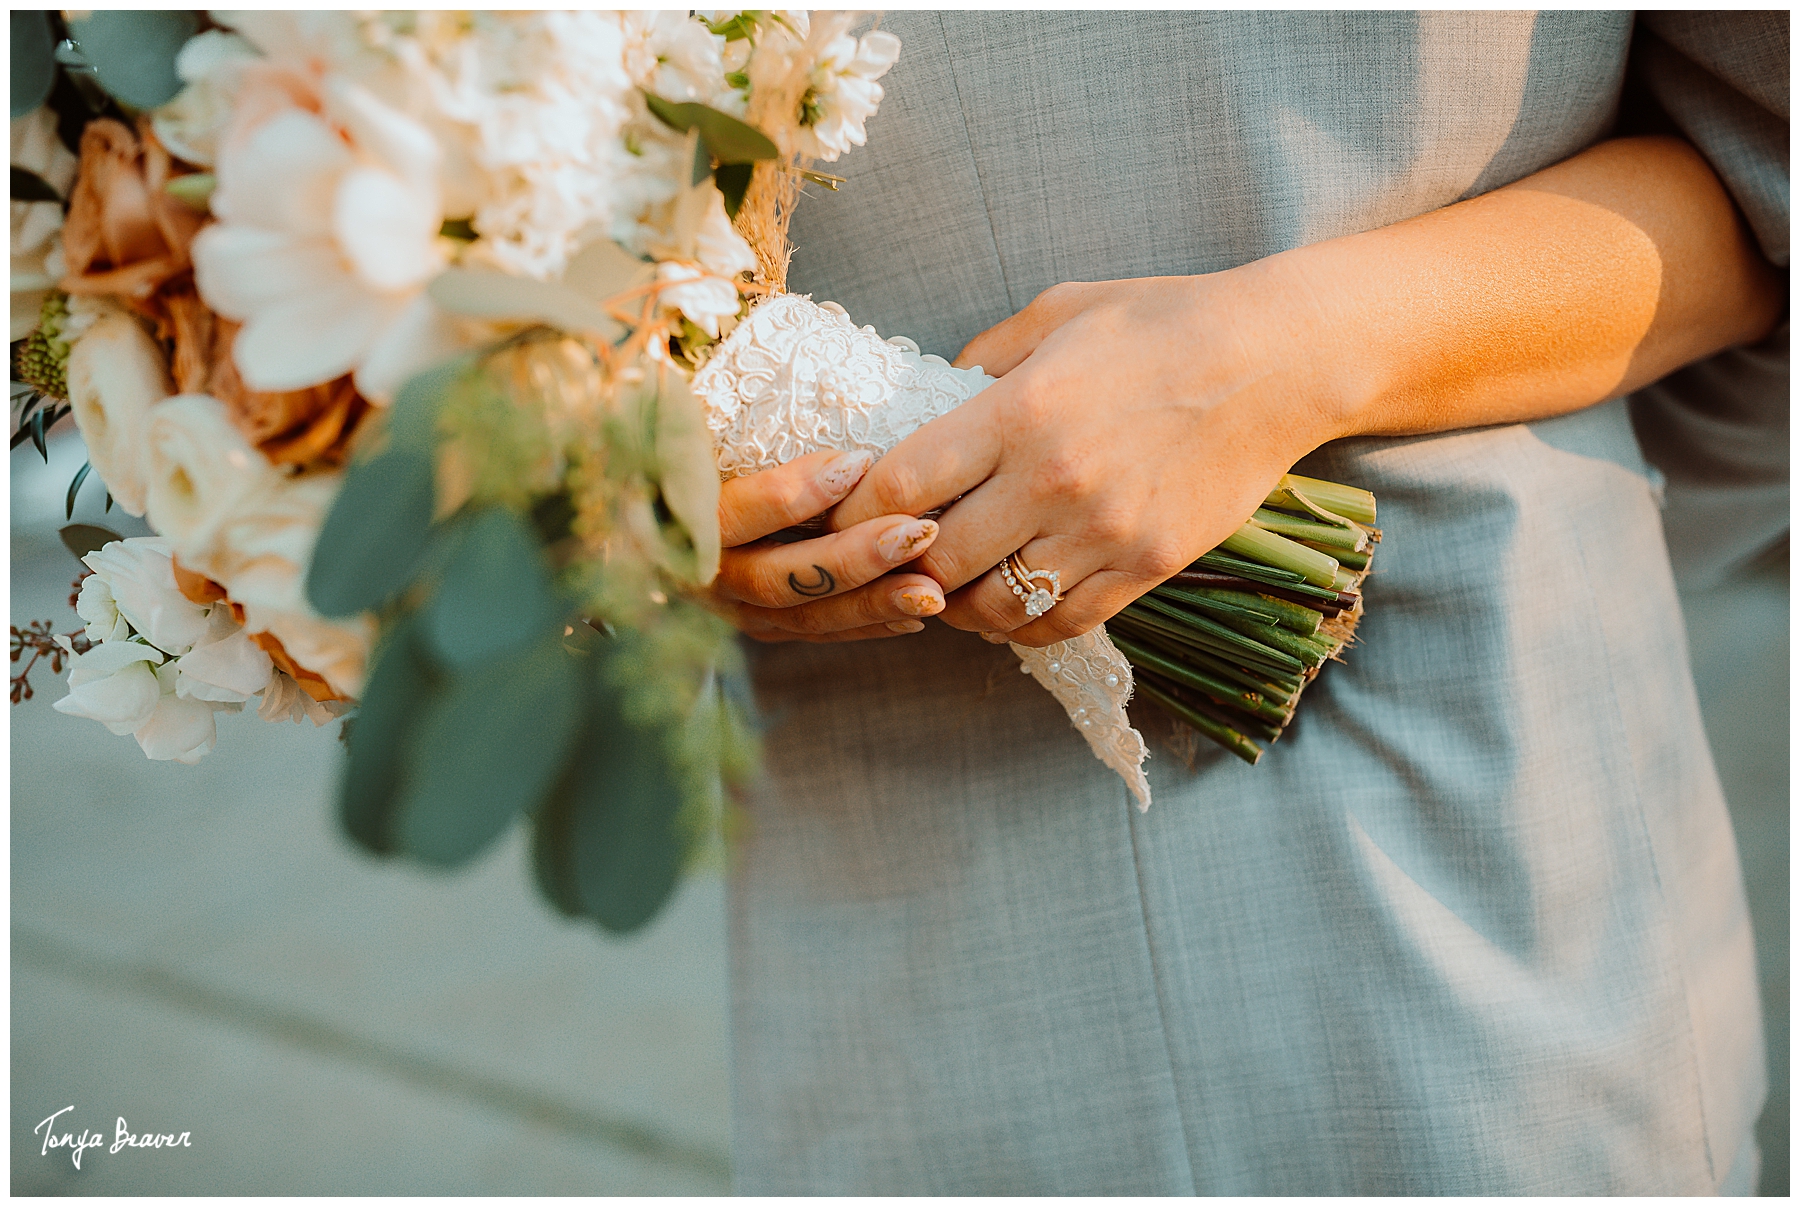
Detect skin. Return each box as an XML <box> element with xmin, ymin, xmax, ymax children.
<box><xmin>705</xmin><ymin>135</ymin><xmax>1783</xmax><ymax>646</ymax></box>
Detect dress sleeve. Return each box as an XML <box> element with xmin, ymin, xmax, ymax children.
<box><xmin>1623</xmin><ymin>11</ymin><xmax>1789</xmax><ymax>588</ymax></box>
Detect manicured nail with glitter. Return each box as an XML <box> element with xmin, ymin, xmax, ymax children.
<box><xmin>895</xmin><ymin>584</ymin><xmax>944</xmax><ymax>617</ymax></box>
<box><xmin>877</xmin><ymin>518</ymin><xmax>938</xmax><ymax>564</ymax></box>
<box><xmin>817</xmin><ymin>449</ymin><xmax>874</xmax><ymax>498</ymax></box>
<box><xmin>979</xmin><ymin>630</ymin><xmax>1011</xmax><ymax>644</ymax></box>
<box><xmin>887</xmin><ymin>619</ymin><xmax>925</xmax><ymax>634</ymax></box>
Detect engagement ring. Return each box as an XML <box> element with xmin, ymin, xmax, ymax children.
<box><xmin>1002</xmin><ymin>553</ymin><xmax>1064</xmax><ymax>618</ymax></box>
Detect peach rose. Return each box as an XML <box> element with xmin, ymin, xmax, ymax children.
<box><xmin>60</xmin><ymin>119</ymin><xmax>205</xmax><ymax>304</ymax></box>
<box><xmin>165</xmin><ymin>287</ymin><xmax>369</xmax><ymax>467</ymax></box>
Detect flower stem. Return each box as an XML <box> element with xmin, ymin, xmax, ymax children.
<box><xmin>1134</xmin><ymin>676</ymin><xmax>1263</xmax><ymax>765</ymax></box>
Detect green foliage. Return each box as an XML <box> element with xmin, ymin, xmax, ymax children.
<box><xmin>11</xmin><ymin>166</ymin><xmax>61</xmax><ymax>203</ymax></box>
<box><xmin>305</xmin><ymin>447</ymin><xmax>437</xmax><ymax>618</ymax></box>
<box><xmin>531</xmin><ymin>666</ymin><xmax>692</xmax><ymax>934</ymax></box>
<box><xmin>423</xmin><ymin>507</ymin><xmax>562</xmax><ymax>669</ymax></box>
<box><xmin>66</xmin><ymin>10</ymin><xmax>198</xmax><ymax>110</ymax></box>
<box><xmin>703</xmin><ymin>11</ymin><xmax>763</xmax><ymax>42</ymax></box>
<box><xmin>714</xmin><ymin>161</ymin><xmax>753</xmax><ymax>217</ymax></box>
<box><xmin>339</xmin><ymin>616</ymin><xmax>438</xmax><ymax>856</ymax></box>
<box><xmin>391</xmin><ymin>634</ymin><xmax>582</xmax><ymax>866</ymax></box>
<box><xmin>59</xmin><ymin>522</ymin><xmax>121</xmax><ymax>561</ymax></box>
<box><xmin>643</xmin><ymin>94</ymin><xmax>779</xmax><ymax>164</ymax></box>
<box><xmin>11</xmin><ymin>11</ymin><xmax>55</xmax><ymax>119</ymax></box>
<box><xmin>648</xmin><ymin>362</ymin><xmax>722</xmax><ymax>585</ymax></box>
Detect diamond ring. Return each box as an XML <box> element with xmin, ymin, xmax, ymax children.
<box><xmin>1001</xmin><ymin>552</ymin><xmax>1064</xmax><ymax>619</ymax></box>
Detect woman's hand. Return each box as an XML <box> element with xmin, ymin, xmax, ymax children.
<box><xmin>830</xmin><ymin>135</ymin><xmax>1781</xmax><ymax>647</ymax></box>
<box><xmin>828</xmin><ymin>272</ymin><xmax>1337</xmax><ymax>646</ymax></box>
<box><xmin>703</xmin><ymin>448</ymin><xmax>948</xmax><ymax>642</ymax></box>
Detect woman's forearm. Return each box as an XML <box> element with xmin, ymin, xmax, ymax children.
<box><xmin>1271</xmin><ymin>135</ymin><xmax>1784</xmax><ymax>441</ymax></box>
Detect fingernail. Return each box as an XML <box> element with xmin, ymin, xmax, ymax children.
<box><xmin>887</xmin><ymin>619</ymin><xmax>925</xmax><ymax>634</ymax></box>
<box><xmin>876</xmin><ymin>518</ymin><xmax>938</xmax><ymax>564</ymax></box>
<box><xmin>979</xmin><ymin>630</ymin><xmax>1011</xmax><ymax>644</ymax></box>
<box><xmin>894</xmin><ymin>584</ymin><xmax>944</xmax><ymax>617</ymax></box>
<box><xmin>818</xmin><ymin>449</ymin><xmax>874</xmax><ymax>497</ymax></box>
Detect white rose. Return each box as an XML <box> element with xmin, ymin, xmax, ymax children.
<box><xmin>134</xmin><ymin>663</ymin><xmax>224</xmax><ymax>763</ymax></box>
<box><xmin>143</xmin><ymin>394</ymin><xmax>279</xmax><ymax>561</ymax></box>
<box><xmin>52</xmin><ymin>640</ymin><xmax>165</xmax><ymax>736</ymax></box>
<box><xmin>82</xmin><ymin>537</ymin><xmax>214</xmax><ymax>655</ymax></box>
<box><xmin>175</xmin><ymin>608</ymin><xmax>273</xmax><ymax>704</ymax></box>
<box><xmin>11</xmin><ymin>105</ymin><xmax>79</xmax><ymax>339</ymax></box>
<box><xmin>74</xmin><ymin>573</ymin><xmax>133</xmax><ymax>644</ymax></box>
<box><xmin>65</xmin><ymin>311</ymin><xmax>176</xmax><ymax>517</ymax></box>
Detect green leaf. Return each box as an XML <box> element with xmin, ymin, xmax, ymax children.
<box><xmin>427</xmin><ymin>269</ymin><xmax>624</xmax><ymax>342</ymax></box>
<box><xmin>392</xmin><ymin>635</ymin><xmax>582</xmax><ymax>867</ymax></box>
<box><xmin>163</xmin><ymin>172</ymin><xmax>214</xmax><ymax>212</ymax></box>
<box><xmin>532</xmin><ymin>669</ymin><xmax>690</xmax><ymax>934</ymax></box>
<box><xmin>11</xmin><ymin>11</ymin><xmax>55</xmax><ymax>119</ymax></box>
<box><xmin>643</xmin><ymin>94</ymin><xmax>779</xmax><ymax>164</ymax></box>
<box><xmin>67</xmin><ymin>10</ymin><xmax>198</xmax><ymax>110</ymax></box>
<box><xmin>339</xmin><ymin>615</ymin><xmax>438</xmax><ymax>856</ymax></box>
<box><xmin>650</xmin><ymin>363</ymin><xmax>722</xmax><ymax>584</ymax></box>
<box><xmin>561</xmin><ymin>238</ymin><xmax>656</xmax><ymax>304</ymax></box>
<box><xmin>705</xmin><ymin>12</ymin><xmax>762</xmax><ymax>41</ymax></box>
<box><xmin>59</xmin><ymin>522</ymin><xmax>121</xmax><ymax>561</ymax></box>
<box><xmin>422</xmin><ymin>506</ymin><xmax>560</xmax><ymax>669</ymax></box>
<box><xmin>11</xmin><ymin>166</ymin><xmax>61</xmax><ymax>204</ymax></box>
<box><xmin>690</xmin><ymin>130</ymin><xmax>711</xmax><ymax>187</ymax></box>
<box><xmin>437</xmin><ymin>216</ymin><xmax>477</xmax><ymax>241</ymax></box>
<box><xmin>64</xmin><ymin>461</ymin><xmax>91</xmax><ymax>520</ymax></box>
<box><xmin>305</xmin><ymin>448</ymin><xmax>436</xmax><ymax>618</ymax></box>
<box><xmin>714</xmin><ymin>161</ymin><xmax>753</xmax><ymax>218</ymax></box>
<box><xmin>30</xmin><ymin>407</ymin><xmax>49</xmax><ymax>461</ymax></box>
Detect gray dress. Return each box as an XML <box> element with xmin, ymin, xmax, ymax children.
<box><xmin>730</xmin><ymin>12</ymin><xmax>1788</xmax><ymax>1194</ymax></box>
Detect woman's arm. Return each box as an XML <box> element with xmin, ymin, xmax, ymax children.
<box><xmin>825</xmin><ymin>134</ymin><xmax>1784</xmax><ymax>646</ymax></box>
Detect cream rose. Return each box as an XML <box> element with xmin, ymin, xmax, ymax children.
<box><xmin>65</xmin><ymin>310</ymin><xmax>175</xmax><ymax>517</ymax></box>
<box><xmin>52</xmin><ymin>639</ymin><xmax>165</xmax><ymax>735</ymax></box>
<box><xmin>11</xmin><ymin>106</ymin><xmax>79</xmax><ymax>340</ymax></box>
<box><xmin>142</xmin><ymin>393</ymin><xmax>280</xmax><ymax>560</ymax></box>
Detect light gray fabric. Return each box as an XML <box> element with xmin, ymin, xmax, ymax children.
<box><xmin>731</xmin><ymin>12</ymin><xmax>1773</xmax><ymax>1194</ymax></box>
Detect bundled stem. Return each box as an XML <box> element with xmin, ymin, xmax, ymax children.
<box><xmin>1119</xmin><ymin>476</ymin><xmax>1378</xmax><ymax>764</ymax></box>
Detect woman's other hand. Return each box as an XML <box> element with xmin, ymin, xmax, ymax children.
<box><xmin>703</xmin><ymin>448</ymin><xmax>947</xmax><ymax>642</ymax></box>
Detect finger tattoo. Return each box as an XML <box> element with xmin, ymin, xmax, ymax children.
<box><xmin>788</xmin><ymin>565</ymin><xmax>836</xmax><ymax>598</ymax></box>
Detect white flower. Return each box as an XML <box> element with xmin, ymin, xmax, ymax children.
<box><xmin>258</xmin><ymin>667</ymin><xmax>347</xmax><ymax>726</ymax></box>
<box><xmin>142</xmin><ymin>394</ymin><xmax>280</xmax><ymax>561</ymax></box>
<box><xmin>82</xmin><ymin>537</ymin><xmax>215</xmax><ymax>656</ymax></box>
<box><xmin>794</xmin><ymin>25</ymin><xmax>900</xmax><ymax>161</ymax></box>
<box><xmin>75</xmin><ymin>573</ymin><xmax>133</xmax><ymax>644</ymax></box>
<box><xmin>11</xmin><ymin>105</ymin><xmax>79</xmax><ymax>339</ymax></box>
<box><xmin>192</xmin><ymin>85</ymin><xmax>448</xmax><ymax>395</ymax></box>
<box><xmin>658</xmin><ymin>262</ymin><xmax>740</xmax><ymax>338</ymax></box>
<box><xmin>622</xmin><ymin>11</ymin><xmax>727</xmax><ymax>103</ymax></box>
<box><xmin>135</xmin><ymin>662</ymin><xmax>225</xmax><ymax>763</ymax></box>
<box><xmin>53</xmin><ymin>639</ymin><xmax>165</xmax><ymax>736</ymax></box>
<box><xmin>175</xmin><ymin>608</ymin><xmax>273</xmax><ymax>704</ymax></box>
<box><xmin>150</xmin><ymin>30</ymin><xmax>260</xmax><ymax>168</ymax></box>
<box><xmin>64</xmin><ymin>309</ymin><xmax>175</xmax><ymax>517</ymax></box>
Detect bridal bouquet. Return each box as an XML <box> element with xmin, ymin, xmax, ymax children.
<box><xmin>12</xmin><ymin>9</ymin><xmax>900</xmax><ymax>931</ymax></box>
<box><xmin>14</xmin><ymin>9</ymin><xmax>1377</xmax><ymax>933</ymax></box>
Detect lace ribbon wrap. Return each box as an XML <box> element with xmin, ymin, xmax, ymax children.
<box><xmin>693</xmin><ymin>294</ymin><xmax>1152</xmax><ymax>808</ymax></box>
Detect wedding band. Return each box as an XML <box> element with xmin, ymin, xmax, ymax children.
<box><xmin>1001</xmin><ymin>552</ymin><xmax>1064</xmax><ymax>618</ymax></box>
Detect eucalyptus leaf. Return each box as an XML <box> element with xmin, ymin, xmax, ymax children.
<box><xmin>651</xmin><ymin>363</ymin><xmax>722</xmax><ymax>584</ymax></box>
<box><xmin>305</xmin><ymin>448</ymin><xmax>436</xmax><ymax>618</ymax></box>
<box><xmin>533</xmin><ymin>670</ymin><xmax>690</xmax><ymax>934</ymax></box>
<box><xmin>561</xmin><ymin>239</ymin><xmax>656</xmax><ymax>305</ymax></box>
<box><xmin>340</xmin><ymin>616</ymin><xmax>438</xmax><ymax>856</ymax></box>
<box><xmin>64</xmin><ymin>461</ymin><xmax>91</xmax><ymax>520</ymax></box>
<box><xmin>11</xmin><ymin>167</ymin><xmax>61</xmax><ymax>204</ymax></box>
<box><xmin>68</xmin><ymin>10</ymin><xmax>198</xmax><ymax>110</ymax></box>
<box><xmin>59</xmin><ymin>522</ymin><xmax>121</xmax><ymax>561</ymax></box>
<box><xmin>714</xmin><ymin>161</ymin><xmax>753</xmax><ymax>218</ymax></box>
<box><xmin>643</xmin><ymin>94</ymin><xmax>779</xmax><ymax>164</ymax></box>
<box><xmin>11</xmin><ymin>11</ymin><xmax>55</xmax><ymax>120</ymax></box>
<box><xmin>387</xmin><ymin>355</ymin><xmax>470</xmax><ymax>455</ymax></box>
<box><xmin>392</xmin><ymin>635</ymin><xmax>582</xmax><ymax>867</ymax></box>
<box><xmin>423</xmin><ymin>506</ymin><xmax>560</xmax><ymax>669</ymax></box>
<box><xmin>428</xmin><ymin>269</ymin><xmax>623</xmax><ymax>342</ymax></box>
